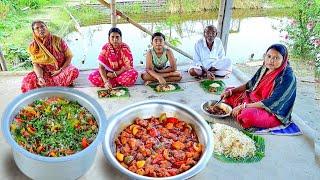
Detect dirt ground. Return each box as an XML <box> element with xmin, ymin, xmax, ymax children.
<box><xmin>235</xmin><ymin>60</ymin><xmax>320</xmax><ymax>132</ymax></box>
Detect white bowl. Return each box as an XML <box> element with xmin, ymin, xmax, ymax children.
<box><xmin>201</xmin><ymin>100</ymin><xmax>232</xmax><ymax>118</ymax></box>
<box><xmin>1</xmin><ymin>87</ymin><xmax>107</xmax><ymax>180</ymax></box>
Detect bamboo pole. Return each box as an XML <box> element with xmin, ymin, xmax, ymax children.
<box><xmin>217</xmin><ymin>0</ymin><xmax>233</xmax><ymax>52</ymax></box>
<box><xmin>97</xmin><ymin>0</ymin><xmax>193</xmax><ymax>60</ymax></box>
<box><xmin>64</xmin><ymin>7</ymin><xmax>81</xmax><ymax>33</ymax></box>
<box><xmin>0</xmin><ymin>45</ymin><xmax>8</xmax><ymax>71</ymax></box>
<box><xmin>111</xmin><ymin>0</ymin><xmax>117</xmax><ymax>27</ymax></box>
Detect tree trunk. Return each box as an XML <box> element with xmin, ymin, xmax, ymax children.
<box><xmin>0</xmin><ymin>45</ymin><xmax>8</xmax><ymax>71</ymax></box>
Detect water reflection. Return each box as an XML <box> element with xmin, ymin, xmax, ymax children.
<box><xmin>65</xmin><ymin>17</ymin><xmax>283</xmax><ymax>70</ymax></box>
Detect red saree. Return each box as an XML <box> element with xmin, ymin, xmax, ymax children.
<box><xmin>88</xmin><ymin>43</ymin><xmax>138</xmax><ymax>87</ymax></box>
<box><xmin>21</xmin><ymin>34</ymin><xmax>79</xmax><ymax>93</ymax></box>
<box><xmin>225</xmin><ymin>53</ymin><xmax>289</xmax><ymax>128</ymax></box>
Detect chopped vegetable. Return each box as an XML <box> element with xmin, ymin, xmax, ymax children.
<box><xmin>10</xmin><ymin>97</ymin><xmax>99</xmax><ymax>157</ymax></box>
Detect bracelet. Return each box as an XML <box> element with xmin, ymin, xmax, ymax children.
<box><xmin>243</xmin><ymin>102</ymin><xmax>246</xmax><ymax>109</ymax></box>
<box><xmin>113</xmin><ymin>72</ymin><xmax>117</xmax><ymax>77</ymax></box>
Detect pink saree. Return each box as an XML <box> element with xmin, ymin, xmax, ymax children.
<box><xmin>88</xmin><ymin>42</ymin><xmax>138</xmax><ymax>87</ymax></box>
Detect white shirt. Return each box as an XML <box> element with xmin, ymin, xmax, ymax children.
<box><xmin>193</xmin><ymin>37</ymin><xmax>226</xmax><ymax>69</ymax></box>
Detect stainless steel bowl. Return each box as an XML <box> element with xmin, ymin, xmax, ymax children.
<box><xmin>1</xmin><ymin>87</ymin><xmax>107</xmax><ymax>180</ymax></box>
<box><xmin>201</xmin><ymin>100</ymin><xmax>232</xmax><ymax>118</ymax></box>
<box><xmin>102</xmin><ymin>100</ymin><xmax>214</xmax><ymax>180</ymax></box>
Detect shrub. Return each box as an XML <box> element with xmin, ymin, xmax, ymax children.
<box><xmin>279</xmin><ymin>0</ymin><xmax>320</xmax><ymax>76</ymax></box>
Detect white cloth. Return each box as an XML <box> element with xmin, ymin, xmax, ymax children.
<box><xmin>191</xmin><ymin>37</ymin><xmax>232</xmax><ymax>76</ymax></box>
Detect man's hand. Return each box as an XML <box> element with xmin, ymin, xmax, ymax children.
<box><xmin>206</xmin><ymin>71</ymin><xmax>215</xmax><ymax>80</ymax></box>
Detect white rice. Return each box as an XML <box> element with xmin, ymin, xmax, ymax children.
<box><xmin>212</xmin><ymin>123</ymin><xmax>256</xmax><ymax>158</ymax></box>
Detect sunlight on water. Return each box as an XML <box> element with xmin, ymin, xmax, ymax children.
<box><xmin>65</xmin><ymin>17</ymin><xmax>282</xmax><ymax>70</ymax></box>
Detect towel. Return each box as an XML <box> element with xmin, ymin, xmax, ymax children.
<box><xmin>247</xmin><ymin>121</ymin><xmax>302</xmax><ymax>136</ymax></box>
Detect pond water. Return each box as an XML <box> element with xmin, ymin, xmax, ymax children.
<box><xmin>65</xmin><ymin>11</ymin><xmax>287</xmax><ymax>70</ymax></box>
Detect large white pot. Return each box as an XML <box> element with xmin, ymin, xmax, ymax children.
<box><xmin>1</xmin><ymin>87</ymin><xmax>107</xmax><ymax>180</ymax></box>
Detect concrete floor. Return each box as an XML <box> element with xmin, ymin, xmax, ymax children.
<box><xmin>0</xmin><ymin>68</ymin><xmax>319</xmax><ymax>180</ymax></box>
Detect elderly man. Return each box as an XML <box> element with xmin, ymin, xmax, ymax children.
<box><xmin>189</xmin><ymin>25</ymin><xmax>232</xmax><ymax>79</ymax></box>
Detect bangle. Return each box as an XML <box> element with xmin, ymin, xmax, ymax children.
<box><xmin>243</xmin><ymin>102</ymin><xmax>246</xmax><ymax>109</ymax></box>
<box><xmin>113</xmin><ymin>72</ymin><xmax>117</xmax><ymax>77</ymax></box>
<box><xmin>228</xmin><ymin>89</ymin><xmax>232</xmax><ymax>96</ymax></box>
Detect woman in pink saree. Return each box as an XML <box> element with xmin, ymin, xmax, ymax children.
<box><xmin>21</xmin><ymin>20</ymin><xmax>79</xmax><ymax>93</ymax></box>
<box><xmin>88</xmin><ymin>27</ymin><xmax>138</xmax><ymax>89</ymax></box>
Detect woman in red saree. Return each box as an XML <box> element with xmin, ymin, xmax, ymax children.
<box><xmin>221</xmin><ymin>44</ymin><xmax>296</xmax><ymax>129</ymax></box>
<box><xmin>21</xmin><ymin>20</ymin><xmax>79</xmax><ymax>93</ymax></box>
<box><xmin>88</xmin><ymin>27</ymin><xmax>138</xmax><ymax>89</ymax></box>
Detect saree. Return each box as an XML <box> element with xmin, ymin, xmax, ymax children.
<box><xmin>88</xmin><ymin>42</ymin><xmax>138</xmax><ymax>87</ymax></box>
<box><xmin>21</xmin><ymin>33</ymin><xmax>79</xmax><ymax>93</ymax></box>
<box><xmin>225</xmin><ymin>53</ymin><xmax>296</xmax><ymax>128</ymax></box>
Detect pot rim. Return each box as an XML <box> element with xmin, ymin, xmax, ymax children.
<box><xmin>1</xmin><ymin>87</ymin><xmax>107</xmax><ymax>163</ymax></box>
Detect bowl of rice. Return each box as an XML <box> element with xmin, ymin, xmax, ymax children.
<box><xmin>1</xmin><ymin>87</ymin><xmax>107</xmax><ymax>180</ymax></box>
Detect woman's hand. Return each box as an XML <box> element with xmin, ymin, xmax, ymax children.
<box><xmin>51</xmin><ymin>68</ymin><xmax>62</xmax><ymax>76</ymax></box>
<box><xmin>37</xmin><ymin>77</ymin><xmax>46</xmax><ymax>87</ymax></box>
<box><xmin>104</xmin><ymin>80</ymin><xmax>112</xmax><ymax>90</ymax></box>
<box><xmin>221</xmin><ymin>89</ymin><xmax>232</xmax><ymax>99</ymax></box>
<box><xmin>232</xmin><ymin>104</ymin><xmax>245</xmax><ymax>117</ymax></box>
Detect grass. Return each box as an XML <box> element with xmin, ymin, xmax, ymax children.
<box><xmin>68</xmin><ymin>5</ymin><xmax>107</xmax><ymax>26</ymax></box>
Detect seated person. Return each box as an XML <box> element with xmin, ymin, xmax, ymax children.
<box><xmin>21</xmin><ymin>20</ymin><xmax>79</xmax><ymax>93</ymax></box>
<box><xmin>141</xmin><ymin>32</ymin><xmax>182</xmax><ymax>85</ymax></box>
<box><xmin>88</xmin><ymin>27</ymin><xmax>138</xmax><ymax>90</ymax></box>
<box><xmin>221</xmin><ymin>44</ymin><xmax>296</xmax><ymax>129</ymax></box>
<box><xmin>189</xmin><ymin>25</ymin><xmax>232</xmax><ymax>79</ymax></box>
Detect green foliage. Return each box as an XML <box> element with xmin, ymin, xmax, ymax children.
<box><xmin>268</xmin><ymin>0</ymin><xmax>296</xmax><ymax>7</ymax></box>
<box><xmin>68</xmin><ymin>5</ymin><xmax>107</xmax><ymax>26</ymax></box>
<box><xmin>0</xmin><ymin>1</ymin><xmax>10</xmax><ymax>19</ymax></box>
<box><xmin>3</xmin><ymin>45</ymin><xmax>30</xmax><ymax>67</ymax></box>
<box><xmin>119</xmin><ymin>3</ymin><xmax>143</xmax><ymax>14</ymax></box>
<box><xmin>279</xmin><ymin>0</ymin><xmax>320</xmax><ymax>75</ymax></box>
<box><xmin>155</xmin><ymin>15</ymin><xmax>182</xmax><ymax>47</ymax></box>
<box><xmin>166</xmin><ymin>0</ymin><xmax>218</xmax><ymax>13</ymax></box>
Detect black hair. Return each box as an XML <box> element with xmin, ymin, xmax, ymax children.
<box><xmin>108</xmin><ymin>27</ymin><xmax>122</xmax><ymax>37</ymax></box>
<box><xmin>151</xmin><ymin>32</ymin><xmax>165</xmax><ymax>41</ymax></box>
<box><xmin>266</xmin><ymin>44</ymin><xmax>288</xmax><ymax>60</ymax></box>
<box><xmin>31</xmin><ymin>20</ymin><xmax>46</xmax><ymax>30</ymax></box>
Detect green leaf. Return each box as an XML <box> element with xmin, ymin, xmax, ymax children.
<box><xmin>213</xmin><ymin>131</ymin><xmax>265</xmax><ymax>163</ymax></box>
<box><xmin>199</xmin><ymin>80</ymin><xmax>226</xmax><ymax>95</ymax></box>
